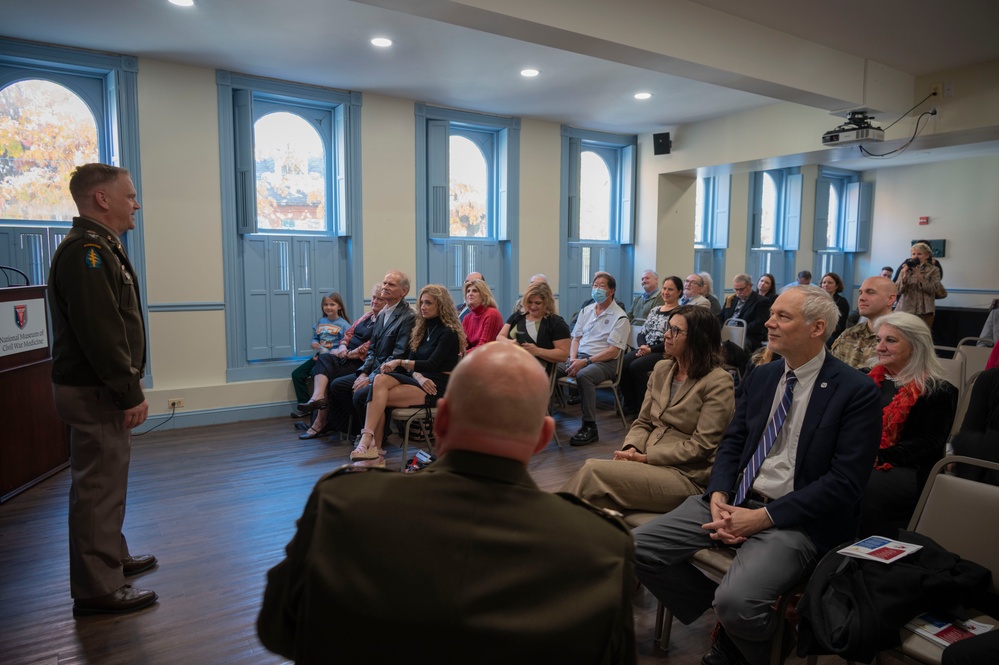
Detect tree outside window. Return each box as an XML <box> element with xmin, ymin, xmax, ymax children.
<box><xmin>254</xmin><ymin>111</ymin><xmax>326</xmax><ymax>232</ymax></box>
<box><xmin>0</xmin><ymin>79</ymin><xmax>98</xmax><ymax>221</ymax></box>
<box><xmin>449</xmin><ymin>134</ymin><xmax>488</xmax><ymax>238</ymax></box>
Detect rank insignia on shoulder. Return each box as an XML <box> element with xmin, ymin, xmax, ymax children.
<box><xmin>85</xmin><ymin>247</ymin><xmax>102</xmax><ymax>269</ymax></box>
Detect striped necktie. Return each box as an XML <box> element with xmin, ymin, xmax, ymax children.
<box><xmin>733</xmin><ymin>371</ymin><xmax>797</xmax><ymax>505</ymax></box>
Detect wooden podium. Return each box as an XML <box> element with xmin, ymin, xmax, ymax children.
<box><xmin>0</xmin><ymin>285</ymin><xmax>69</xmax><ymax>503</ymax></box>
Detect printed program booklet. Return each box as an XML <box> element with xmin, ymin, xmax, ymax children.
<box><xmin>905</xmin><ymin>613</ymin><xmax>994</xmax><ymax>647</ymax></box>
<box><xmin>837</xmin><ymin>536</ymin><xmax>923</xmax><ymax>563</ymax></box>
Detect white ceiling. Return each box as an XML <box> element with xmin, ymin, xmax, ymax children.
<box><xmin>3</xmin><ymin>0</ymin><xmax>998</xmax><ymax>164</ymax></box>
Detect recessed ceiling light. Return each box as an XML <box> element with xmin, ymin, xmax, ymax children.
<box><xmin>168</xmin><ymin>0</ymin><xmax>195</xmax><ymax>6</ymax></box>
<box><xmin>371</xmin><ymin>37</ymin><xmax>393</xmax><ymax>48</ymax></box>
<box><xmin>634</xmin><ymin>92</ymin><xmax>652</xmax><ymax>100</ymax></box>
<box><xmin>520</xmin><ymin>69</ymin><xmax>540</xmax><ymax>78</ymax></box>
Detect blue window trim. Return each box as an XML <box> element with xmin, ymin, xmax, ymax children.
<box><xmin>0</xmin><ymin>38</ymin><xmax>146</xmax><ymax>380</ymax></box>
<box><xmin>414</xmin><ymin>103</ymin><xmax>520</xmax><ymax>310</ymax></box>
<box><xmin>217</xmin><ymin>70</ymin><xmax>362</xmax><ymax>382</ymax></box>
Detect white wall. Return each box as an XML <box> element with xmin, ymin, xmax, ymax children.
<box><xmin>862</xmin><ymin>154</ymin><xmax>999</xmax><ymax>308</ymax></box>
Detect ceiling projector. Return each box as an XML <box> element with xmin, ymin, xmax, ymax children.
<box><xmin>822</xmin><ymin>111</ymin><xmax>884</xmax><ymax>147</ymax></box>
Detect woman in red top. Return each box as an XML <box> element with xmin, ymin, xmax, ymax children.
<box><xmin>461</xmin><ymin>278</ymin><xmax>504</xmax><ymax>352</ymax></box>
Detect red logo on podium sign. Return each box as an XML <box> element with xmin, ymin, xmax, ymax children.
<box><xmin>14</xmin><ymin>304</ymin><xmax>27</xmax><ymax>329</ymax></box>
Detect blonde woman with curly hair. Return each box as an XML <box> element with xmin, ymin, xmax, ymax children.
<box><xmin>351</xmin><ymin>285</ymin><xmax>467</xmax><ymax>463</ymax></box>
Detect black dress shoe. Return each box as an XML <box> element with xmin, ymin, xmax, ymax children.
<box><xmin>297</xmin><ymin>399</ymin><xmax>327</xmax><ymax>414</ymax></box>
<box><xmin>122</xmin><ymin>554</ymin><xmax>157</xmax><ymax>576</ymax></box>
<box><xmin>570</xmin><ymin>425</ymin><xmax>599</xmax><ymax>446</ymax></box>
<box><xmin>299</xmin><ymin>427</ymin><xmax>325</xmax><ymax>440</ymax></box>
<box><xmin>702</xmin><ymin>627</ymin><xmax>748</xmax><ymax>665</ymax></box>
<box><xmin>73</xmin><ymin>584</ymin><xmax>158</xmax><ymax>617</ymax></box>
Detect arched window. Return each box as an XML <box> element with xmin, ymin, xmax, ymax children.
<box><xmin>253</xmin><ymin>111</ymin><xmax>327</xmax><ymax>232</ymax></box>
<box><xmin>449</xmin><ymin>134</ymin><xmax>488</xmax><ymax>238</ymax></box>
<box><xmin>825</xmin><ymin>181</ymin><xmax>840</xmax><ymax>248</ymax></box>
<box><xmin>0</xmin><ymin>79</ymin><xmax>99</xmax><ymax>221</ymax></box>
<box><xmin>579</xmin><ymin>150</ymin><xmax>612</xmax><ymax>241</ymax></box>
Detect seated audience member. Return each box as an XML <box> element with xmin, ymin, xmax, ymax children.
<box><xmin>756</xmin><ymin>272</ymin><xmax>778</xmax><ymax>303</ymax></box>
<box><xmin>979</xmin><ymin>307</ymin><xmax>999</xmax><ymax>346</ymax></box>
<box><xmin>719</xmin><ymin>273</ymin><xmax>770</xmax><ymax>351</ymax></box>
<box><xmin>700</xmin><ymin>272</ymin><xmax>722</xmax><ymax>316</ymax></box>
<box><xmin>456</xmin><ymin>271</ymin><xmax>483</xmax><ymax>321</ymax></box>
<box><xmin>563</xmin><ymin>306</ymin><xmax>734</xmax><ymax>514</ymax></box>
<box><xmin>679</xmin><ymin>273</ymin><xmax>711</xmax><ymax>309</ymax></box>
<box><xmin>461</xmin><ymin>278</ymin><xmax>504</xmax><ymax>352</ymax></box>
<box><xmin>819</xmin><ymin>272</ymin><xmax>850</xmax><ymax>346</ymax></box>
<box><xmin>349</xmin><ymin>285</ymin><xmax>465</xmax><ymax>464</ymax></box>
<box><xmin>990</xmin><ymin>343</ymin><xmax>999</xmax><ymax>370</ymax></box>
<box><xmin>496</xmin><ymin>281</ymin><xmax>570</xmax><ymax>369</ymax></box>
<box><xmin>632</xmin><ymin>286</ymin><xmax>881</xmax><ymax>665</ymax></box>
<box><xmin>508</xmin><ymin>273</ymin><xmax>548</xmax><ymax>317</ymax></box>
<box><xmin>325</xmin><ymin>271</ymin><xmax>416</xmax><ymax>439</ymax></box>
<box><xmin>298</xmin><ymin>285</ymin><xmax>383</xmax><ymax>439</ymax></box>
<box><xmin>620</xmin><ymin>275</ymin><xmax>683</xmax><ymax>413</ymax></box>
<box><xmin>568</xmin><ymin>270</ymin><xmax>628</xmax><ymax>331</ymax></box>
<box><xmin>895</xmin><ymin>242</ymin><xmax>943</xmax><ymax>328</ymax></box>
<box><xmin>952</xmin><ymin>367</ymin><xmax>999</xmax><ymax>486</ymax></box>
<box><xmin>831</xmin><ymin>276</ymin><xmax>897</xmax><ymax>370</ymax></box>
<box><xmin>627</xmin><ymin>269</ymin><xmax>664</xmax><ymax>322</ymax></box>
<box><xmin>782</xmin><ymin>269</ymin><xmax>812</xmax><ymax>291</ymax></box>
<box><xmin>858</xmin><ymin>312</ymin><xmax>957</xmax><ymax>538</ymax></box>
<box><xmin>257</xmin><ymin>344</ymin><xmax>637</xmax><ymax>665</ymax></box>
<box><xmin>560</xmin><ymin>273</ymin><xmax>631</xmax><ymax>446</ymax></box>
<box><xmin>290</xmin><ymin>292</ymin><xmax>350</xmax><ymax>408</ymax></box>
<box><xmin>880</xmin><ymin>266</ymin><xmax>895</xmax><ymax>279</ymax></box>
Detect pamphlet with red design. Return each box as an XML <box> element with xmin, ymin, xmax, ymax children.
<box><xmin>905</xmin><ymin>613</ymin><xmax>993</xmax><ymax>648</ymax></box>
<box><xmin>837</xmin><ymin>536</ymin><xmax>923</xmax><ymax>563</ymax></box>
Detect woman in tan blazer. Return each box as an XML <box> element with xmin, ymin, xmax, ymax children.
<box><xmin>562</xmin><ymin>306</ymin><xmax>734</xmax><ymax>514</ymax></box>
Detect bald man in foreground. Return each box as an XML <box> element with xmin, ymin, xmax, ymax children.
<box><xmin>258</xmin><ymin>343</ymin><xmax>637</xmax><ymax>664</ymax></box>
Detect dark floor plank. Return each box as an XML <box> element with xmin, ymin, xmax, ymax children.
<box><xmin>0</xmin><ymin>398</ymin><xmax>878</xmax><ymax>664</ymax></box>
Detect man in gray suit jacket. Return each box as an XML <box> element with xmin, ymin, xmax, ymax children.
<box><xmin>327</xmin><ymin>270</ymin><xmax>416</xmax><ymax>437</ymax></box>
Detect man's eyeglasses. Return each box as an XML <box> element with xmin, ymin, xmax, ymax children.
<box><xmin>684</xmin><ymin>279</ymin><xmax>703</xmax><ymax>286</ymax></box>
<box><xmin>665</xmin><ymin>325</ymin><xmax>688</xmax><ymax>337</ymax></box>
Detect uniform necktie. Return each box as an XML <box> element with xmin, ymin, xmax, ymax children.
<box><xmin>733</xmin><ymin>371</ymin><xmax>797</xmax><ymax>505</ymax></box>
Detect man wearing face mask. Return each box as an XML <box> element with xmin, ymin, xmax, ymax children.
<box><xmin>561</xmin><ymin>274</ymin><xmax>631</xmax><ymax>445</ymax></box>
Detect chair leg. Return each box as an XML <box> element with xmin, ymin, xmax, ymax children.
<box><xmin>613</xmin><ymin>390</ymin><xmax>629</xmax><ymax>430</ymax></box>
<box><xmin>654</xmin><ymin>600</ymin><xmax>673</xmax><ymax>652</ymax></box>
<box><xmin>399</xmin><ymin>418</ymin><xmax>411</xmax><ymax>472</ymax></box>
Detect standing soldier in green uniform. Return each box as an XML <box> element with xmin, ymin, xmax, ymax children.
<box><xmin>49</xmin><ymin>163</ymin><xmax>158</xmax><ymax>616</ymax></box>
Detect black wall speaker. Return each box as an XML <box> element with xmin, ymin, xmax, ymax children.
<box><xmin>653</xmin><ymin>132</ymin><xmax>672</xmax><ymax>155</ymax></box>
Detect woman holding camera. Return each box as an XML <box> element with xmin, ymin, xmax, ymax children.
<box><xmin>895</xmin><ymin>242</ymin><xmax>943</xmax><ymax>328</ymax></box>
<box><xmin>495</xmin><ymin>281</ymin><xmax>570</xmax><ymax>369</ymax></box>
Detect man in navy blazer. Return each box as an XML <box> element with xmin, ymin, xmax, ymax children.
<box><xmin>719</xmin><ymin>274</ymin><xmax>770</xmax><ymax>351</ymax></box>
<box><xmin>327</xmin><ymin>270</ymin><xmax>416</xmax><ymax>437</ymax></box>
<box><xmin>633</xmin><ymin>285</ymin><xmax>881</xmax><ymax>665</ymax></box>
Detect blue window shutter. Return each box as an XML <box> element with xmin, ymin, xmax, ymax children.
<box><xmin>619</xmin><ymin>144</ymin><xmax>635</xmax><ymax>245</ymax></box>
<box><xmin>333</xmin><ymin>105</ymin><xmax>348</xmax><ymax>236</ymax></box>
<box><xmin>783</xmin><ymin>173</ymin><xmax>803</xmax><ymax>250</ymax></box>
<box><xmin>242</xmin><ymin>236</ymin><xmax>271</xmax><ymax>360</ymax></box>
<box><xmin>813</xmin><ymin>177</ymin><xmax>832</xmax><ymax>251</ymax></box>
<box><xmin>712</xmin><ymin>175</ymin><xmax>731</xmax><ymax>249</ymax></box>
<box><xmin>427</xmin><ymin>119</ymin><xmax>450</xmax><ymax>239</ymax></box>
<box><xmin>496</xmin><ymin>128</ymin><xmax>509</xmax><ymax>240</ymax></box>
<box><xmin>843</xmin><ymin>181</ymin><xmax>873</xmax><ymax>252</ymax></box>
<box><xmin>233</xmin><ymin>89</ymin><xmax>257</xmax><ymax>235</ymax></box>
<box><xmin>749</xmin><ymin>172</ymin><xmax>763</xmax><ymax>247</ymax></box>
<box><xmin>567</xmin><ymin>136</ymin><xmax>581</xmax><ymax>242</ymax></box>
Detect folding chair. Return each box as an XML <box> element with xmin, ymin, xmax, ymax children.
<box><xmin>388</xmin><ymin>406</ymin><xmax>437</xmax><ymax>471</ymax></box>
<box><xmin>877</xmin><ymin>456</ymin><xmax>999</xmax><ymax>664</ymax></box>
<box><xmin>956</xmin><ymin>337</ymin><xmax>994</xmax><ymax>381</ymax></box>
<box><xmin>557</xmin><ymin>349</ymin><xmax>629</xmax><ymax>430</ymax></box>
<box><xmin>624</xmin><ymin>511</ymin><xmax>801</xmax><ymax>663</ymax></box>
<box><xmin>722</xmin><ymin>317</ymin><xmax>748</xmax><ymax>350</ymax></box>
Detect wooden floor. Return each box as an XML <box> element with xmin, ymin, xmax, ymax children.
<box><xmin>0</xmin><ymin>396</ymin><xmax>847</xmax><ymax>664</ymax></box>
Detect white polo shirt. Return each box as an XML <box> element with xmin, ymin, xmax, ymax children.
<box><xmin>572</xmin><ymin>301</ymin><xmax>631</xmax><ymax>357</ymax></box>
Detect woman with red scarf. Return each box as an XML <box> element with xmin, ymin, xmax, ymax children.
<box><xmin>857</xmin><ymin>311</ymin><xmax>957</xmax><ymax>538</ymax></box>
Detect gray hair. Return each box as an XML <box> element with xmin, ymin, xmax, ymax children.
<box><xmin>642</xmin><ymin>269</ymin><xmax>659</xmax><ymax>279</ymax></box>
<box><xmin>874</xmin><ymin>311</ymin><xmax>946</xmax><ymax>394</ymax></box>
<box><xmin>791</xmin><ymin>285</ymin><xmax>841</xmax><ymax>343</ymax></box>
<box><xmin>698</xmin><ymin>272</ymin><xmax>715</xmax><ymax>296</ymax></box>
<box><xmin>734</xmin><ymin>273</ymin><xmax>752</xmax><ymax>287</ymax></box>
<box><xmin>530</xmin><ymin>273</ymin><xmax>548</xmax><ymax>284</ymax></box>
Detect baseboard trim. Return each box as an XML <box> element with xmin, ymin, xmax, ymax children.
<box><xmin>135</xmin><ymin>401</ymin><xmax>297</xmax><ymax>435</ymax></box>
